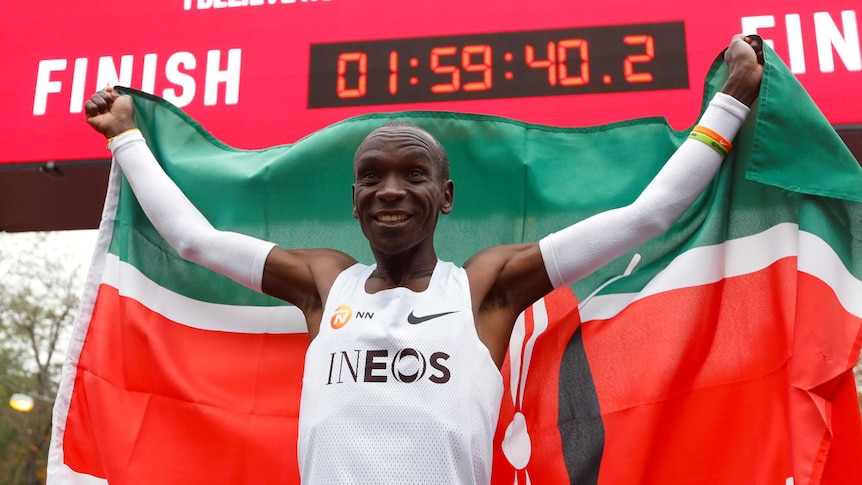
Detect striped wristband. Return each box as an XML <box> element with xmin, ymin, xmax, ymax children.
<box><xmin>688</xmin><ymin>125</ymin><xmax>732</xmax><ymax>157</ymax></box>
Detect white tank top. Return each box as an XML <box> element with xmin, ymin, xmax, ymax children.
<box><xmin>297</xmin><ymin>261</ymin><xmax>503</xmax><ymax>484</ymax></box>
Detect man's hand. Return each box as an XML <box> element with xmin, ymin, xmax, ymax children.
<box><xmin>720</xmin><ymin>34</ymin><xmax>765</xmax><ymax>107</ymax></box>
<box><xmin>84</xmin><ymin>86</ymin><xmax>137</xmax><ymax>139</ymax></box>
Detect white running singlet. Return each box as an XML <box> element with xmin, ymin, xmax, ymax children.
<box><xmin>298</xmin><ymin>261</ymin><xmax>504</xmax><ymax>484</ymax></box>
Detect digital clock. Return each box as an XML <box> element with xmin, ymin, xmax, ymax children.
<box><xmin>308</xmin><ymin>22</ymin><xmax>689</xmax><ymax>108</ymax></box>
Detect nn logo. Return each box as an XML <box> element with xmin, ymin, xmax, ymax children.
<box><xmin>329</xmin><ymin>305</ymin><xmax>375</xmax><ymax>329</ymax></box>
<box><xmin>326</xmin><ymin>348</ymin><xmax>451</xmax><ymax>385</ymax></box>
<box><xmin>330</xmin><ymin>305</ymin><xmax>352</xmax><ymax>329</ymax></box>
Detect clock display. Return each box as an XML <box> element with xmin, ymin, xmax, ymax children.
<box><xmin>308</xmin><ymin>21</ymin><xmax>689</xmax><ymax>108</ymax></box>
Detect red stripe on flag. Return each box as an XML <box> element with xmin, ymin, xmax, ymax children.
<box><xmin>585</xmin><ymin>259</ymin><xmax>797</xmax><ymax>413</ymax></box>
<box><xmin>818</xmin><ymin>370</ymin><xmax>862</xmax><ymax>483</ymax></box>
<box><xmin>63</xmin><ymin>284</ymin><xmax>308</xmax><ymax>483</ymax></box>
<box><xmin>581</xmin><ymin>258</ymin><xmax>862</xmax><ymax>484</ymax></box>
<box><xmin>789</xmin><ymin>271</ymin><xmax>862</xmax><ymax>484</ymax></box>
<box><xmin>585</xmin><ymin>259</ymin><xmax>798</xmax><ymax>483</ymax></box>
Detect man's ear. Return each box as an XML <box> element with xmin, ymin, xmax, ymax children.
<box><xmin>351</xmin><ymin>184</ymin><xmax>359</xmax><ymax>219</ymax></box>
<box><xmin>440</xmin><ymin>180</ymin><xmax>454</xmax><ymax>215</ymax></box>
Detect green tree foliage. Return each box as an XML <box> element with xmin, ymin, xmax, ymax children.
<box><xmin>0</xmin><ymin>232</ymin><xmax>86</xmax><ymax>485</ymax></box>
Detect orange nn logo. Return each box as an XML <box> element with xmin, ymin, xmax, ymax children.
<box><xmin>330</xmin><ymin>305</ymin><xmax>353</xmax><ymax>329</ymax></box>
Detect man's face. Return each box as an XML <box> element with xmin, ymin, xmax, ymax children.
<box><xmin>352</xmin><ymin>125</ymin><xmax>453</xmax><ymax>257</ymax></box>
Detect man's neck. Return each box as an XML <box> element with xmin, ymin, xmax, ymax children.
<box><xmin>366</xmin><ymin>250</ymin><xmax>438</xmax><ymax>293</ymax></box>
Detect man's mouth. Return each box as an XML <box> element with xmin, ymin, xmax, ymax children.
<box><xmin>375</xmin><ymin>214</ymin><xmax>409</xmax><ymax>223</ymax></box>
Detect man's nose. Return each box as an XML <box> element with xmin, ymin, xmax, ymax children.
<box><xmin>376</xmin><ymin>174</ymin><xmax>407</xmax><ymax>200</ymax></box>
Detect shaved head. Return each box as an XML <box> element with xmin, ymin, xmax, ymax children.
<box><xmin>356</xmin><ymin>121</ymin><xmax>450</xmax><ymax>181</ymax></box>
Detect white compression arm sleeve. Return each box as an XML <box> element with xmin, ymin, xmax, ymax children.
<box><xmin>109</xmin><ymin>130</ymin><xmax>276</xmax><ymax>292</ymax></box>
<box><xmin>539</xmin><ymin>92</ymin><xmax>749</xmax><ymax>289</ymax></box>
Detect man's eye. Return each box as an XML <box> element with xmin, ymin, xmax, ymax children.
<box><xmin>410</xmin><ymin>169</ymin><xmax>424</xmax><ymax>178</ymax></box>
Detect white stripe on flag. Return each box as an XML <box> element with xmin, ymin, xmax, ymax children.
<box><xmin>798</xmin><ymin>229</ymin><xmax>862</xmax><ymax>318</ymax></box>
<box><xmin>580</xmin><ymin>223</ymin><xmax>862</xmax><ymax>322</ymax></box>
<box><xmin>104</xmin><ymin>253</ymin><xmax>308</xmax><ymax>334</ymax></box>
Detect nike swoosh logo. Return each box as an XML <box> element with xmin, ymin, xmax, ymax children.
<box><xmin>407</xmin><ymin>310</ymin><xmax>459</xmax><ymax>325</ymax></box>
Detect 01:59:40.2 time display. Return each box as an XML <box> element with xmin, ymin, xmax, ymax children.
<box><xmin>307</xmin><ymin>21</ymin><xmax>689</xmax><ymax>108</ymax></box>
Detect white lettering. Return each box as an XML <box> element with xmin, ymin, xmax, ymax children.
<box><xmin>164</xmin><ymin>52</ymin><xmax>197</xmax><ymax>107</ymax></box>
<box><xmin>96</xmin><ymin>55</ymin><xmax>134</xmax><ymax>91</ymax></box>
<box><xmin>32</xmin><ymin>49</ymin><xmax>243</xmax><ymax>114</ymax></box>
<box><xmin>742</xmin><ymin>10</ymin><xmax>861</xmax><ymax>74</ymax></box>
<box><xmin>785</xmin><ymin>14</ymin><xmax>806</xmax><ymax>74</ymax></box>
<box><xmin>204</xmin><ymin>48</ymin><xmax>242</xmax><ymax>105</ymax></box>
<box><xmin>815</xmin><ymin>10</ymin><xmax>861</xmax><ymax>73</ymax></box>
<box><xmin>142</xmin><ymin>53</ymin><xmax>158</xmax><ymax>94</ymax></box>
<box><xmin>69</xmin><ymin>58</ymin><xmax>89</xmax><ymax>113</ymax></box>
<box><xmin>33</xmin><ymin>59</ymin><xmax>66</xmax><ymax>115</ymax></box>
<box><xmin>214</xmin><ymin>0</ymin><xmax>228</xmax><ymax>8</ymax></box>
<box><xmin>197</xmin><ymin>0</ymin><xmax>213</xmax><ymax>8</ymax></box>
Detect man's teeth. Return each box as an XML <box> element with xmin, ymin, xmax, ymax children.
<box><xmin>377</xmin><ymin>214</ymin><xmax>407</xmax><ymax>222</ymax></box>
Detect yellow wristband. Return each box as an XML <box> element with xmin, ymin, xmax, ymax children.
<box><xmin>106</xmin><ymin>128</ymin><xmax>141</xmax><ymax>149</ymax></box>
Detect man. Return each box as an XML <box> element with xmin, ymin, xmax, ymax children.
<box><xmin>85</xmin><ymin>35</ymin><xmax>763</xmax><ymax>484</ymax></box>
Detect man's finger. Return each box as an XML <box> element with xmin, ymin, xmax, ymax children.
<box><xmin>745</xmin><ymin>34</ymin><xmax>765</xmax><ymax>65</ymax></box>
<box><xmin>84</xmin><ymin>90</ymin><xmax>113</xmax><ymax>117</ymax></box>
<box><xmin>98</xmin><ymin>89</ymin><xmax>114</xmax><ymax>104</ymax></box>
<box><xmin>84</xmin><ymin>99</ymin><xmax>98</xmax><ymax>117</ymax></box>
<box><xmin>92</xmin><ymin>91</ymin><xmax>110</xmax><ymax>111</ymax></box>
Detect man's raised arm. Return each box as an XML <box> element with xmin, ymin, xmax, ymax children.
<box><xmin>539</xmin><ymin>35</ymin><xmax>763</xmax><ymax>289</ymax></box>
<box><xmin>85</xmin><ymin>88</ymin><xmax>278</xmax><ymax>293</ymax></box>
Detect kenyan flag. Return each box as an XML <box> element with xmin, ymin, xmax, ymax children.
<box><xmin>49</xmin><ymin>45</ymin><xmax>862</xmax><ymax>484</ymax></box>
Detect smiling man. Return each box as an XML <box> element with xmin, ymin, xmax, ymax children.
<box><xmin>85</xmin><ymin>35</ymin><xmax>763</xmax><ymax>485</ymax></box>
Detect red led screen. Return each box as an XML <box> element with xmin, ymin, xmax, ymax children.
<box><xmin>1</xmin><ymin>0</ymin><xmax>859</xmax><ymax>164</ymax></box>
